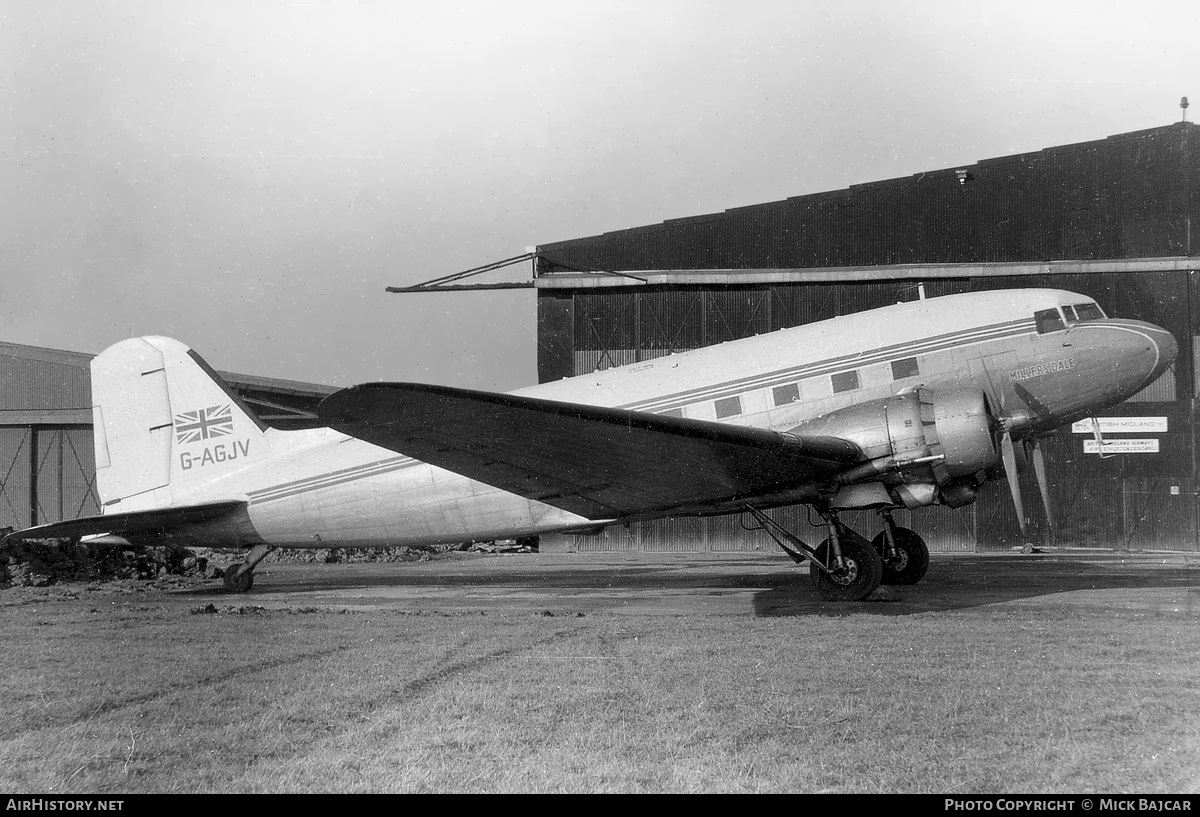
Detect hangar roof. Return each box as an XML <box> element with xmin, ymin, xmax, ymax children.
<box><xmin>0</xmin><ymin>340</ymin><xmax>336</xmax><ymax>427</ymax></box>
<box><xmin>533</xmin><ymin>122</ymin><xmax>1200</xmax><ymax>282</ymax></box>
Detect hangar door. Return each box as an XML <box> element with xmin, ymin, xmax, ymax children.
<box><xmin>0</xmin><ymin>426</ymin><xmax>99</xmax><ymax>532</ymax></box>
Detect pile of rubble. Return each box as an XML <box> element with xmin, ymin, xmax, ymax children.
<box><xmin>463</xmin><ymin>538</ymin><xmax>539</xmax><ymax>554</ymax></box>
<box><xmin>0</xmin><ymin>537</ymin><xmax>218</xmax><ymax>588</ymax></box>
<box><xmin>266</xmin><ymin>538</ymin><xmax>537</xmax><ymax>564</ymax></box>
<box><xmin>1</xmin><ymin>535</ymin><xmax>538</xmax><ymax>588</ymax></box>
<box><xmin>268</xmin><ymin>545</ymin><xmax>454</xmax><ymax>564</ymax></box>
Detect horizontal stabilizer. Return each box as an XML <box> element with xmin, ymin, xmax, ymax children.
<box><xmin>320</xmin><ymin>383</ymin><xmax>861</xmax><ymax>519</ymax></box>
<box><xmin>3</xmin><ymin>500</ymin><xmax>247</xmax><ymax>544</ymax></box>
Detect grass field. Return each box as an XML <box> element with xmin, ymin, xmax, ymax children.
<box><xmin>2</xmin><ymin>558</ymin><xmax>1200</xmax><ymax>793</ymax></box>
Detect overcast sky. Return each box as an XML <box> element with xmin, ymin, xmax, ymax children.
<box><xmin>2</xmin><ymin>1</ymin><xmax>1195</xmax><ymax>390</ymax></box>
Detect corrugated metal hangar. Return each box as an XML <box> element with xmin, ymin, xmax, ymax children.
<box><xmin>534</xmin><ymin>122</ymin><xmax>1199</xmax><ymax>553</ymax></box>
<box><xmin>0</xmin><ymin>341</ymin><xmax>335</xmax><ymax>534</ymax></box>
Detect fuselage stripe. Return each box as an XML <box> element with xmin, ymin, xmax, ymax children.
<box><xmin>249</xmin><ymin>456</ymin><xmax>419</xmax><ymax>504</ymax></box>
<box><xmin>250</xmin><ymin>316</ymin><xmax>1038</xmax><ymax>507</ymax></box>
<box><xmin>621</xmin><ymin>318</ymin><xmax>1035</xmax><ymax>412</ymax></box>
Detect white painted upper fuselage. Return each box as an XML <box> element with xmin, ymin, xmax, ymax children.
<box><xmin>136</xmin><ymin>289</ymin><xmax>1174</xmax><ymax>548</ymax></box>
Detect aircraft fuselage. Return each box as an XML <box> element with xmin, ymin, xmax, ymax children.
<box><xmin>168</xmin><ymin>288</ymin><xmax>1176</xmax><ymax>549</ymax></box>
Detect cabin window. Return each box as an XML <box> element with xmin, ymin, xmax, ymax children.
<box><xmin>772</xmin><ymin>383</ymin><xmax>800</xmax><ymax>406</ymax></box>
<box><xmin>714</xmin><ymin>396</ymin><xmax>742</xmax><ymax>418</ymax></box>
<box><xmin>1062</xmin><ymin>305</ymin><xmax>1078</xmax><ymax>323</ymax></box>
<box><xmin>1072</xmin><ymin>302</ymin><xmax>1106</xmax><ymax>322</ymax></box>
<box><xmin>1035</xmin><ymin>308</ymin><xmax>1066</xmax><ymax>334</ymax></box>
<box><xmin>660</xmin><ymin>408</ymin><xmax>684</xmax><ymax>418</ymax></box>
<box><xmin>891</xmin><ymin>357</ymin><xmax>920</xmax><ymax>380</ymax></box>
<box><xmin>831</xmin><ymin>370</ymin><xmax>860</xmax><ymax>393</ymax></box>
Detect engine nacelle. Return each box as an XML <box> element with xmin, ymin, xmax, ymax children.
<box><xmin>787</xmin><ymin>388</ymin><xmax>999</xmax><ymax>509</ymax></box>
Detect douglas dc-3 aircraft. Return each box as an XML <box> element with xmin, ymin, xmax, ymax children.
<box><xmin>2</xmin><ymin>289</ymin><xmax>1178</xmax><ymax>600</ymax></box>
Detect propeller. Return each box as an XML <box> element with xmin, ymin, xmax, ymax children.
<box><xmin>1028</xmin><ymin>438</ymin><xmax>1055</xmax><ymax>530</ymax></box>
<box><xmin>988</xmin><ymin>388</ymin><xmax>1053</xmax><ymax>538</ymax></box>
<box><xmin>1090</xmin><ymin>416</ymin><xmax>1114</xmax><ymax>459</ymax></box>
<box><xmin>999</xmin><ymin>428</ymin><xmax>1027</xmax><ymax>536</ymax></box>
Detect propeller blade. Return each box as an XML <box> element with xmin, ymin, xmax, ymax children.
<box><xmin>1029</xmin><ymin>440</ymin><xmax>1055</xmax><ymax>529</ymax></box>
<box><xmin>1000</xmin><ymin>430</ymin><xmax>1027</xmax><ymax>536</ymax></box>
<box><xmin>1090</xmin><ymin>416</ymin><xmax>1113</xmax><ymax>459</ymax></box>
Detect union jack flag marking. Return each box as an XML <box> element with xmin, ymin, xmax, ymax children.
<box><xmin>175</xmin><ymin>405</ymin><xmax>234</xmax><ymax>444</ymax></box>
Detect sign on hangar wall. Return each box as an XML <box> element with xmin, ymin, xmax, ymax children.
<box><xmin>1071</xmin><ymin>417</ymin><xmax>1169</xmax><ymax>434</ymax></box>
<box><xmin>1072</xmin><ymin>417</ymin><xmax>1166</xmax><ymax>455</ymax></box>
<box><xmin>1083</xmin><ymin>439</ymin><xmax>1161</xmax><ymax>454</ymax></box>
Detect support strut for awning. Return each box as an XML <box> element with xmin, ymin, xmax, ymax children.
<box><xmin>386</xmin><ymin>253</ymin><xmax>537</xmax><ymax>293</ymax></box>
<box><xmin>386</xmin><ymin>252</ymin><xmax>647</xmax><ymax>293</ymax></box>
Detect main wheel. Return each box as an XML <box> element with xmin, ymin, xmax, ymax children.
<box><xmin>872</xmin><ymin>527</ymin><xmax>929</xmax><ymax>585</ymax></box>
<box><xmin>223</xmin><ymin>563</ymin><xmax>254</xmax><ymax>593</ymax></box>
<box><xmin>810</xmin><ymin>531</ymin><xmax>883</xmax><ymax>601</ymax></box>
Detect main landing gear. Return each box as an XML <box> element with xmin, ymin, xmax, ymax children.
<box><xmin>809</xmin><ymin>519</ymin><xmax>882</xmax><ymax>602</ymax></box>
<box><xmin>872</xmin><ymin>509</ymin><xmax>930</xmax><ymax>586</ymax></box>
<box><xmin>222</xmin><ymin>544</ymin><xmax>275</xmax><ymax>593</ymax></box>
<box><xmin>745</xmin><ymin>505</ymin><xmax>930</xmax><ymax>601</ymax></box>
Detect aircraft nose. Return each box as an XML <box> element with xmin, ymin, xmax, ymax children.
<box><xmin>1112</xmin><ymin>321</ymin><xmax>1177</xmax><ymax>392</ymax></box>
<box><xmin>1139</xmin><ymin>323</ymin><xmax>1178</xmax><ymax>383</ymax></box>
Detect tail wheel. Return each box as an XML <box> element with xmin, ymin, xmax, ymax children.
<box><xmin>872</xmin><ymin>527</ymin><xmax>929</xmax><ymax>585</ymax></box>
<box><xmin>223</xmin><ymin>563</ymin><xmax>254</xmax><ymax>593</ymax></box>
<box><xmin>810</xmin><ymin>531</ymin><xmax>883</xmax><ymax>601</ymax></box>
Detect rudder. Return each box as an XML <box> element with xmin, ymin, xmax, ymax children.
<box><xmin>91</xmin><ymin>337</ymin><xmax>267</xmax><ymax>511</ymax></box>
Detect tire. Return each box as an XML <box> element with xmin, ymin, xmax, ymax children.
<box><xmin>810</xmin><ymin>530</ymin><xmax>883</xmax><ymax>601</ymax></box>
<box><xmin>872</xmin><ymin>527</ymin><xmax>930</xmax><ymax>585</ymax></box>
<box><xmin>223</xmin><ymin>563</ymin><xmax>254</xmax><ymax>593</ymax></box>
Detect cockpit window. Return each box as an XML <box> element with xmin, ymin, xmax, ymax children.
<box><xmin>1071</xmin><ymin>302</ymin><xmax>1106</xmax><ymax>322</ymax></box>
<box><xmin>1035</xmin><ymin>308</ymin><xmax>1066</xmax><ymax>334</ymax></box>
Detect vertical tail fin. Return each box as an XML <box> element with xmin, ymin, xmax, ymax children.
<box><xmin>91</xmin><ymin>336</ymin><xmax>268</xmax><ymax>511</ymax></box>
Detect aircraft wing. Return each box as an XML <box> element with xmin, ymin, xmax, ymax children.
<box><xmin>2</xmin><ymin>500</ymin><xmax>247</xmax><ymax>544</ymax></box>
<box><xmin>320</xmin><ymin>383</ymin><xmax>862</xmax><ymax>519</ymax></box>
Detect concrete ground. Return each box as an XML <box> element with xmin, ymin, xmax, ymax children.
<box><xmin>161</xmin><ymin>549</ymin><xmax>1200</xmax><ymax>619</ymax></box>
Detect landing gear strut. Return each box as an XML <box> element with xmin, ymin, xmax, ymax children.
<box><xmin>871</xmin><ymin>510</ymin><xmax>929</xmax><ymax>586</ymax></box>
<box><xmin>809</xmin><ymin>509</ymin><xmax>883</xmax><ymax>601</ymax></box>
<box><xmin>744</xmin><ymin>505</ymin><xmax>882</xmax><ymax>601</ymax></box>
<box><xmin>222</xmin><ymin>543</ymin><xmax>275</xmax><ymax>593</ymax></box>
